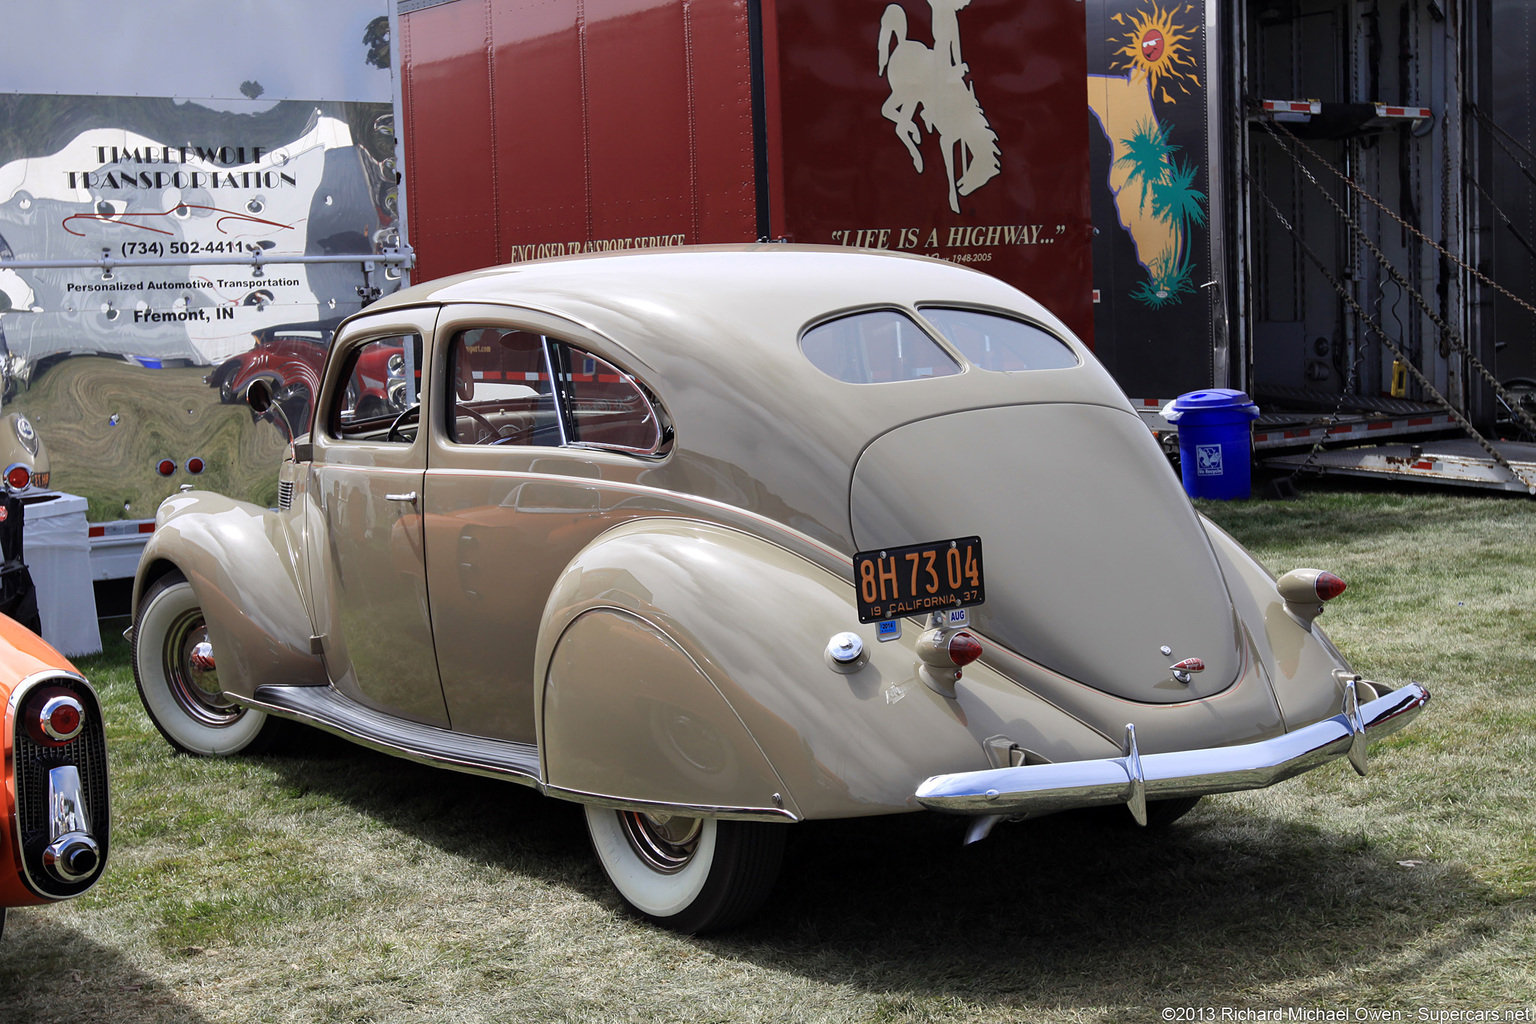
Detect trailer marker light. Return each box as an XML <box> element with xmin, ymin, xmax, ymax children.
<box><xmin>186</xmin><ymin>457</ymin><xmax>205</xmax><ymax>475</ymax></box>
<box><xmin>5</xmin><ymin>464</ymin><xmax>30</xmax><ymax>491</ymax></box>
<box><xmin>156</xmin><ymin>459</ymin><xmax>176</xmax><ymax>476</ymax></box>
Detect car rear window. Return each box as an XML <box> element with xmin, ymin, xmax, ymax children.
<box><xmin>549</xmin><ymin>346</ymin><xmax>664</xmax><ymax>455</ymax></box>
<box><xmin>801</xmin><ymin>310</ymin><xmax>960</xmax><ymax>384</ymax></box>
<box><xmin>917</xmin><ymin>307</ymin><xmax>1078</xmax><ymax>371</ymax></box>
<box><xmin>445</xmin><ymin>328</ymin><xmax>666</xmax><ymax>455</ymax></box>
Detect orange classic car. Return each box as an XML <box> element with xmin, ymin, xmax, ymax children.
<box><xmin>1</xmin><ymin>614</ymin><xmax>108</xmax><ymax>939</ymax></box>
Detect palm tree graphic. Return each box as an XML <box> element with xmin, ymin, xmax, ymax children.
<box><xmin>1114</xmin><ymin>119</ymin><xmax>1206</xmax><ymax>308</ymax></box>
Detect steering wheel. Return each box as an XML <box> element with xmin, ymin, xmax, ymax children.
<box><xmin>454</xmin><ymin>405</ymin><xmax>497</xmax><ymax>445</ymax></box>
<box><xmin>490</xmin><ymin>424</ymin><xmax>531</xmax><ymax>445</ymax></box>
<box><xmin>387</xmin><ymin>403</ymin><xmax>421</xmax><ymax>443</ymax></box>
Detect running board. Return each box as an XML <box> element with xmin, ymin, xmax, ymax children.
<box><xmin>248</xmin><ymin>684</ymin><xmax>542</xmax><ymax>784</ymax></box>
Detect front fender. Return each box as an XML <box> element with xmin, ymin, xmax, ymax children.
<box><xmin>536</xmin><ymin>519</ymin><xmax>1113</xmax><ymax>820</ymax></box>
<box><xmin>134</xmin><ymin>491</ymin><xmax>325</xmax><ymax>700</ymax></box>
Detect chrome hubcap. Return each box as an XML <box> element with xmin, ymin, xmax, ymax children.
<box><xmin>162</xmin><ymin>609</ymin><xmax>242</xmax><ymax>728</ymax></box>
<box><xmin>618</xmin><ymin>811</ymin><xmax>703</xmax><ymax>874</ymax></box>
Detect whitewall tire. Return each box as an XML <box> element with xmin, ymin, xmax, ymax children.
<box><xmin>132</xmin><ymin>571</ymin><xmax>281</xmax><ymax>756</ymax></box>
<box><xmin>584</xmin><ymin>805</ymin><xmax>784</xmax><ymax>934</ymax></box>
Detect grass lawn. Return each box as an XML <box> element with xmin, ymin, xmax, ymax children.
<box><xmin>2</xmin><ymin>486</ymin><xmax>1533</xmax><ymax>1023</ymax></box>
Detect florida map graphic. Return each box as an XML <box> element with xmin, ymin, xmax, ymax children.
<box><xmin>1088</xmin><ymin>3</ymin><xmax>1206</xmax><ymax>309</ymax></box>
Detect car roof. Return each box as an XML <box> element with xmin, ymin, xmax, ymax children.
<box><xmin>363</xmin><ymin>243</ymin><xmax>1115</xmax><ymax>398</ymax></box>
<box><xmin>353</xmin><ymin>245</ymin><xmax>1135</xmax><ymax>550</ymax></box>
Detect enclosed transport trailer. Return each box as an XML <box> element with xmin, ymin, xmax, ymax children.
<box><xmin>395</xmin><ymin>0</ymin><xmax>1096</xmax><ymax>343</ymax></box>
<box><xmin>1087</xmin><ymin>0</ymin><xmax>1536</xmax><ymax>490</ymax></box>
<box><xmin>395</xmin><ymin>0</ymin><xmax>1536</xmax><ymax>491</ymax></box>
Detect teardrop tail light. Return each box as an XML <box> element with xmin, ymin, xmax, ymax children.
<box><xmin>1277</xmin><ymin>569</ymin><xmax>1347</xmax><ymax>627</ymax></box>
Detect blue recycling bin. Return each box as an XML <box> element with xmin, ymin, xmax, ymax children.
<box><xmin>1164</xmin><ymin>389</ymin><xmax>1260</xmax><ymax>500</ymax></box>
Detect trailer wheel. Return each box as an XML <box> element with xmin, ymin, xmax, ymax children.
<box><xmin>132</xmin><ymin>571</ymin><xmax>283</xmax><ymax>756</ymax></box>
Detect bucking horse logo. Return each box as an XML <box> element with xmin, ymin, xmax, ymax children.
<box><xmin>877</xmin><ymin>0</ymin><xmax>1001</xmax><ymax>213</ymax></box>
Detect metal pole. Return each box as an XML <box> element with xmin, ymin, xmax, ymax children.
<box><xmin>0</xmin><ymin>250</ymin><xmax>413</xmax><ymax>272</ymax></box>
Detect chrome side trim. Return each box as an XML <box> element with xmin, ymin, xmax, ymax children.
<box><xmin>915</xmin><ymin>682</ymin><xmax>1431</xmax><ymax>817</ymax></box>
<box><xmin>247</xmin><ymin>685</ymin><xmax>542</xmax><ymax>784</ymax></box>
<box><xmin>541</xmin><ymin>785</ymin><xmax>800</xmax><ymax>823</ymax></box>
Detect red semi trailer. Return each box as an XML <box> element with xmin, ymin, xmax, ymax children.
<box><xmin>394</xmin><ymin>0</ymin><xmax>1095</xmax><ymax>345</ymax></box>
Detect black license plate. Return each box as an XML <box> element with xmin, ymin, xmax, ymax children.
<box><xmin>853</xmin><ymin>536</ymin><xmax>985</xmax><ymax>624</ymax></box>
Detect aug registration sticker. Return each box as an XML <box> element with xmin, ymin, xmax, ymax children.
<box><xmin>853</xmin><ymin>536</ymin><xmax>984</xmax><ymax>624</ymax></box>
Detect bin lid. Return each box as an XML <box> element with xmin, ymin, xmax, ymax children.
<box><xmin>1173</xmin><ymin>388</ymin><xmax>1258</xmax><ymax>411</ymax></box>
<box><xmin>1163</xmin><ymin>389</ymin><xmax>1259</xmax><ymax>423</ymax></box>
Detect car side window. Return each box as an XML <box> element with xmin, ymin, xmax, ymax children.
<box><xmin>445</xmin><ymin>329</ymin><xmax>666</xmax><ymax>455</ymax></box>
<box><xmin>800</xmin><ymin>309</ymin><xmax>960</xmax><ymax>384</ymax></box>
<box><xmin>330</xmin><ymin>334</ymin><xmax>422</xmax><ymax>441</ymax></box>
<box><xmin>917</xmin><ymin>307</ymin><xmax>1078</xmax><ymax>372</ymax></box>
<box><xmin>446</xmin><ymin>328</ymin><xmax>561</xmax><ymax>446</ymax></box>
<box><xmin>548</xmin><ymin>344</ymin><xmax>663</xmax><ymax>455</ymax></box>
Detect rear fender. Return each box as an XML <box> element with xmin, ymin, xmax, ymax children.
<box><xmin>133</xmin><ymin>491</ymin><xmax>325</xmax><ymax>700</ymax></box>
<box><xmin>1199</xmin><ymin>515</ymin><xmax>1356</xmax><ymax>727</ymax></box>
<box><xmin>536</xmin><ymin>519</ymin><xmax>1113</xmax><ymax>820</ymax></box>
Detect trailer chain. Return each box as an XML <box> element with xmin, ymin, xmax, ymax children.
<box><xmin>1264</xmin><ymin>110</ymin><xmax>1536</xmax><ymax>323</ymax></box>
<box><xmin>1466</xmin><ymin>169</ymin><xmax>1536</xmax><ymax>262</ymax></box>
<box><xmin>1256</xmin><ymin>114</ymin><xmax>1536</xmax><ymax>440</ymax></box>
<box><xmin>1285</xmin><ymin>349</ymin><xmax>1366</xmax><ymax>486</ymax></box>
<box><xmin>1468</xmin><ymin>102</ymin><xmax>1536</xmax><ymax>188</ymax></box>
<box><xmin>1249</xmin><ymin>178</ymin><xmax>1536</xmax><ymax>494</ymax></box>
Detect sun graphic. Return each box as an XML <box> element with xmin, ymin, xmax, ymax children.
<box><xmin>1110</xmin><ymin>4</ymin><xmax>1200</xmax><ymax>103</ymax></box>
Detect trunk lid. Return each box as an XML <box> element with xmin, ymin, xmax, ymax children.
<box><xmin>849</xmin><ymin>404</ymin><xmax>1242</xmax><ymax>702</ymax></box>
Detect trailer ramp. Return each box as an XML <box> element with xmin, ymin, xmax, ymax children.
<box><xmin>1266</xmin><ymin>439</ymin><xmax>1536</xmax><ymax>494</ymax></box>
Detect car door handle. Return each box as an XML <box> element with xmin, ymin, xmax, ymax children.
<box><xmin>385</xmin><ymin>491</ymin><xmax>418</xmax><ymax>503</ymax></box>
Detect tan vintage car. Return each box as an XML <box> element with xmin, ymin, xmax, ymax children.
<box><xmin>128</xmin><ymin>246</ymin><xmax>1430</xmax><ymax>933</ymax></box>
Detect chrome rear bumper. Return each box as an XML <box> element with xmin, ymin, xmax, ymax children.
<box><xmin>915</xmin><ymin>681</ymin><xmax>1430</xmax><ymax>826</ymax></box>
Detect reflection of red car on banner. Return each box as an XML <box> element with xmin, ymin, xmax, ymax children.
<box><xmin>207</xmin><ymin>321</ymin><xmax>407</xmax><ymax>436</ymax></box>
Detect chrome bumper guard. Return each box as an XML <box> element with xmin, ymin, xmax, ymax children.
<box><xmin>915</xmin><ymin>681</ymin><xmax>1430</xmax><ymax>828</ymax></box>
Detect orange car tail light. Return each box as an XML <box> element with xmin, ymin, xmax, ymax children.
<box><xmin>25</xmin><ymin>687</ymin><xmax>86</xmax><ymax>746</ymax></box>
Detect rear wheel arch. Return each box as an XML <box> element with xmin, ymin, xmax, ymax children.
<box><xmin>540</xmin><ymin>606</ymin><xmax>794</xmax><ymax>818</ymax></box>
